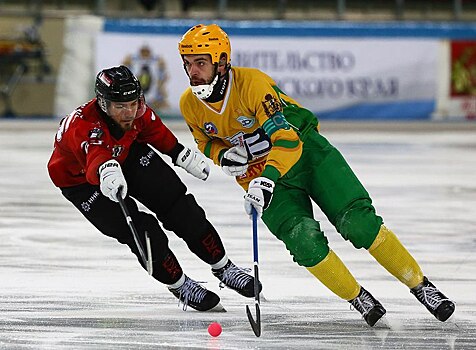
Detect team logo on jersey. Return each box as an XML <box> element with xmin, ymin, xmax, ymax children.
<box><xmin>81</xmin><ymin>191</ymin><xmax>100</xmax><ymax>212</ymax></box>
<box><xmin>236</xmin><ymin>116</ymin><xmax>256</xmax><ymax>129</ymax></box>
<box><xmin>262</xmin><ymin>93</ymin><xmax>282</xmax><ymax>118</ymax></box>
<box><xmin>204</xmin><ymin>122</ymin><xmax>218</xmax><ymax>135</ymax></box>
<box><xmin>139</xmin><ymin>150</ymin><xmax>155</xmax><ymax>167</ymax></box>
<box><xmin>140</xmin><ymin>156</ymin><xmax>150</xmax><ymax>167</ymax></box>
<box><xmin>111</xmin><ymin>145</ymin><xmax>124</xmax><ymax>158</ymax></box>
<box><xmin>81</xmin><ymin>202</ymin><xmax>91</xmax><ymax>212</ymax></box>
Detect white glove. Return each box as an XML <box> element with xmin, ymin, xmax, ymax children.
<box><xmin>244</xmin><ymin>177</ymin><xmax>275</xmax><ymax>217</ymax></box>
<box><xmin>220</xmin><ymin>146</ymin><xmax>249</xmax><ymax>176</ymax></box>
<box><xmin>176</xmin><ymin>147</ymin><xmax>210</xmax><ymax>180</ymax></box>
<box><xmin>99</xmin><ymin>159</ymin><xmax>127</xmax><ymax>202</ymax></box>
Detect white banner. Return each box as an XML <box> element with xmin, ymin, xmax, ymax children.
<box><xmin>96</xmin><ymin>33</ymin><xmax>439</xmax><ymax>118</ymax></box>
<box><xmin>96</xmin><ymin>33</ymin><xmax>188</xmax><ymax>116</ymax></box>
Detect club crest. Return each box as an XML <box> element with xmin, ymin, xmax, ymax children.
<box><xmin>111</xmin><ymin>145</ymin><xmax>124</xmax><ymax>158</ymax></box>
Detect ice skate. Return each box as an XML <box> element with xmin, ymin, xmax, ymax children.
<box><xmin>349</xmin><ymin>287</ymin><xmax>386</xmax><ymax>327</ymax></box>
<box><xmin>212</xmin><ymin>260</ymin><xmax>261</xmax><ymax>298</ymax></box>
<box><xmin>168</xmin><ymin>275</ymin><xmax>223</xmax><ymax>311</ymax></box>
<box><xmin>410</xmin><ymin>276</ymin><xmax>455</xmax><ymax>321</ymax></box>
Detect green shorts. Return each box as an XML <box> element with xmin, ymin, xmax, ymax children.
<box><xmin>262</xmin><ymin>131</ymin><xmax>383</xmax><ymax>267</ymax></box>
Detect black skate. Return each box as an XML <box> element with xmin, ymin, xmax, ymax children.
<box><xmin>410</xmin><ymin>276</ymin><xmax>455</xmax><ymax>322</ymax></box>
<box><xmin>168</xmin><ymin>275</ymin><xmax>221</xmax><ymax>311</ymax></box>
<box><xmin>212</xmin><ymin>260</ymin><xmax>261</xmax><ymax>298</ymax></box>
<box><xmin>349</xmin><ymin>287</ymin><xmax>386</xmax><ymax>327</ymax></box>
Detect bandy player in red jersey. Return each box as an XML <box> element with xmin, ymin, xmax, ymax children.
<box><xmin>47</xmin><ymin>65</ymin><xmax>260</xmax><ymax>311</ymax></box>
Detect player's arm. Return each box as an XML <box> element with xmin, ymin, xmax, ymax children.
<box><xmin>248</xmin><ymin>75</ymin><xmax>303</xmax><ymax>183</ymax></box>
<box><xmin>138</xmin><ymin>107</ymin><xmax>210</xmax><ymax>180</ymax></box>
<box><xmin>63</xmin><ymin>120</ymin><xmax>127</xmax><ymax>202</ymax></box>
<box><xmin>67</xmin><ymin>122</ymin><xmax>112</xmax><ymax>186</ymax></box>
<box><xmin>244</xmin><ymin>74</ymin><xmax>303</xmax><ymax>217</ymax></box>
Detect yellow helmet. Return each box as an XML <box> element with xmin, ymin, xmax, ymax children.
<box><xmin>178</xmin><ymin>24</ymin><xmax>231</xmax><ymax>65</ymax></box>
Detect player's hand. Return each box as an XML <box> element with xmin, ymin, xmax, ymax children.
<box><xmin>220</xmin><ymin>146</ymin><xmax>248</xmax><ymax>176</ymax></box>
<box><xmin>244</xmin><ymin>177</ymin><xmax>275</xmax><ymax>218</ymax></box>
<box><xmin>176</xmin><ymin>147</ymin><xmax>210</xmax><ymax>180</ymax></box>
<box><xmin>99</xmin><ymin>159</ymin><xmax>127</xmax><ymax>202</ymax></box>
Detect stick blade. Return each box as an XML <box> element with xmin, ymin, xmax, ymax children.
<box><xmin>246</xmin><ymin>304</ymin><xmax>261</xmax><ymax>337</ymax></box>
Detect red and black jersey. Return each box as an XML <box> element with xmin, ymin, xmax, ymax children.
<box><xmin>48</xmin><ymin>98</ymin><xmax>178</xmax><ymax>188</ymax></box>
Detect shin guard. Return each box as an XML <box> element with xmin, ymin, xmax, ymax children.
<box><xmin>369</xmin><ymin>225</ymin><xmax>424</xmax><ymax>289</ymax></box>
<box><xmin>306</xmin><ymin>250</ymin><xmax>361</xmax><ymax>301</ymax></box>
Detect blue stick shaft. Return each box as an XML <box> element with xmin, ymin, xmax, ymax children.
<box><xmin>252</xmin><ymin>208</ymin><xmax>259</xmax><ymax>263</ymax></box>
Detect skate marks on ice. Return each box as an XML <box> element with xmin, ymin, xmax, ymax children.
<box><xmin>0</xmin><ymin>293</ymin><xmax>472</xmax><ymax>350</ymax></box>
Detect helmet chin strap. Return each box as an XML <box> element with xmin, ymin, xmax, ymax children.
<box><xmin>191</xmin><ymin>74</ymin><xmax>219</xmax><ymax>100</ymax></box>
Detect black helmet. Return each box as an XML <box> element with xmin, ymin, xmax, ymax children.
<box><xmin>95</xmin><ymin>65</ymin><xmax>142</xmax><ymax>103</ymax></box>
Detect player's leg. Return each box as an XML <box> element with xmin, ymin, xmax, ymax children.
<box><xmin>61</xmin><ymin>183</ymin><xmax>220</xmax><ymax>311</ymax></box>
<box><xmin>369</xmin><ymin>225</ymin><xmax>455</xmax><ymax>321</ymax></box>
<box><xmin>124</xmin><ymin>143</ymin><xmax>258</xmax><ymax>297</ymax></box>
<box><xmin>262</xmin><ymin>184</ymin><xmax>385</xmax><ymax>326</ymax></box>
<box><xmin>303</xmin><ymin>131</ymin><xmax>454</xmax><ymax>321</ymax></box>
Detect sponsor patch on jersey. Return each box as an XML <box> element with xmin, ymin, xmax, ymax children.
<box><xmin>236</xmin><ymin>116</ymin><xmax>256</xmax><ymax>129</ymax></box>
<box><xmin>204</xmin><ymin>122</ymin><xmax>218</xmax><ymax>135</ymax></box>
<box><xmin>261</xmin><ymin>93</ymin><xmax>283</xmax><ymax>118</ymax></box>
<box><xmin>89</xmin><ymin>127</ymin><xmax>104</xmax><ymax>139</ymax></box>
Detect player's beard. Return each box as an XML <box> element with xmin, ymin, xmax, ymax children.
<box><xmin>121</xmin><ymin>121</ymin><xmax>134</xmax><ymax>131</ymax></box>
<box><xmin>190</xmin><ymin>77</ymin><xmax>207</xmax><ymax>86</ymax></box>
<box><xmin>190</xmin><ymin>69</ymin><xmax>215</xmax><ymax>86</ymax></box>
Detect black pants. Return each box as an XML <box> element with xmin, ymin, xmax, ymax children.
<box><xmin>61</xmin><ymin>142</ymin><xmax>225</xmax><ymax>285</ymax></box>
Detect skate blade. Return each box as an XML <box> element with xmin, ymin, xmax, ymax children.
<box><xmin>209</xmin><ymin>303</ymin><xmax>227</xmax><ymax>312</ymax></box>
<box><xmin>373</xmin><ymin>314</ymin><xmax>390</xmax><ymax>329</ymax></box>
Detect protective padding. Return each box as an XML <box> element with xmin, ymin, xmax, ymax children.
<box><xmin>307</xmin><ymin>250</ymin><xmax>361</xmax><ymax>301</ymax></box>
<box><xmin>279</xmin><ymin>216</ymin><xmax>330</xmax><ymax>267</ymax></box>
<box><xmin>369</xmin><ymin>225</ymin><xmax>424</xmax><ymax>289</ymax></box>
<box><xmin>160</xmin><ymin>193</ymin><xmax>209</xmax><ymax>238</ymax></box>
<box><xmin>334</xmin><ymin>199</ymin><xmax>383</xmax><ymax>250</ymax></box>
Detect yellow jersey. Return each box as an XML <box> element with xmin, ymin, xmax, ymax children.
<box><xmin>180</xmin><ymin>66</ymin><xmax>316</xmax><ymax>190</ymax></box>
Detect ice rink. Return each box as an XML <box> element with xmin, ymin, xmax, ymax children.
<box><xmin>1</xmin><ymin>119</ymin><xmax>475</xmax><ymax>349</ymax></box>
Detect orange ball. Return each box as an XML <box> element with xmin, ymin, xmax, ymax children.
<box><xmin>208</xmin><ymin>322</ymin><xmax>222</xmax><ymax>337</ymax></box>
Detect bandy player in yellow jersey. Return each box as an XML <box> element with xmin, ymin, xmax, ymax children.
<box><xmin>177</xmin><ymin>24</ymin><xmax>455</xmax><ymax>326</ymax></box>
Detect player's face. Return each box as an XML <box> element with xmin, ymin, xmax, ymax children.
<box><xmin>107</xmin><ymin>100</ymin><xmax>139</xmax><ymax>131</ymax></box>
<box><xmin>182</xmin><ymin>54</ymin><xmax>215</xmax><ymax>86</ymax></box>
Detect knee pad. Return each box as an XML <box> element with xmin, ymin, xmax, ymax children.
<box><xmin>335</xmin><ymin>199</ymin><xmax>383</xmax><ymax>249</ymax></box>
<box><xmin>279</xmin><ymin>217</ymin><xmax>329</xmax><ymax>267</ymax></box>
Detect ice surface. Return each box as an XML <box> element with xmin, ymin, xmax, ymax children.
<box><xmin>0</xmin><ymin>120</ymin><xmax>475</xmax><ymax>349</ymax></box>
